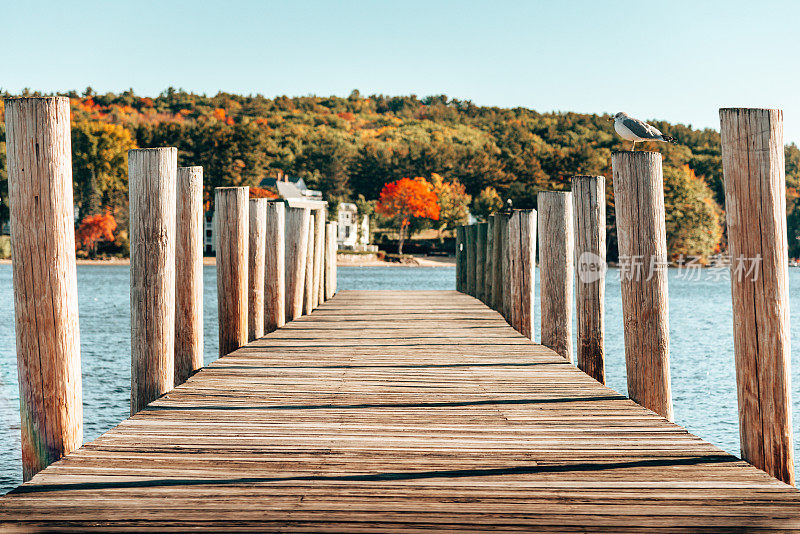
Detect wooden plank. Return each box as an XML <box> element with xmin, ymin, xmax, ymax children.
<box><xmin>1</xmin><ymin>291</ymin><xmax>798</xmax><ymax>532</ymax></box>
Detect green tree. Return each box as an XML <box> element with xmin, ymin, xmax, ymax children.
<box><xmin>471</xmin><ymin>186</ymin><xmax>504</xmax><ymax>222</ymax></box>
<box><xmin>430</xmin><ymin>173</ymin><xmax>470</xmax><ymax>241</ymax></box>
<box><xmin>663</xmin><ymin>165</ymin><xmax>723</xmax><ymax>260</ymax></box>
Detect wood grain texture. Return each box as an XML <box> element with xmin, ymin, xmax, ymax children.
<box><xmin>455</xmin><ymin>226</ymin><xmax>465</xmax><ymax>292</ymax></box>
<box><xmin>303</xmin><ymin>215</ymin><xmax>316</xmax><ymax>314</ymax></box>
<box><xmin>572</xmin><ymin>176</ymin><xmax>605</xmax><ymax>384</ymax></box>
<box><xmin>509</xmin><ymin>210</ymin><xmax>536</xmax><ymax>339</ymax></box>
<box><xmin>175</xmin><ymin>167</ymin><xmax>204</xmax><ymax>387</ymax></box>
<box><xmin>324</xmin><ymin>222</ymin><xmax>337</xmax><ymax>300</ymax></box>
<box><xmin>612</xmin><ymin>152</ymin><xmax>673</xmax><ymax>422</ymax></box>
<box><xmin>485</xmin><ymin>217</ymin><xmax>495</xmax><ymax>305</ymax></box>
<box><xmin>491</xmin><ymin>215</ymin><xmax>505</xmax><ymax>312</ymax></box>
<box><xmin>312</xmin><ymin>209</ymin><xmax>325</xmax><ymax>308</ymax></box>
<box><xmin>5</xmin><ymin>97</ymin><xmax>83</xmax><ymax>480</ymax></box>
<box><xmin>247</xmin><ymin>199</ymin><xmax>268</xmax><ymax>341</ymax></box>
<box><xmin>538</xmin><ymin>192</ymin><xmax>574</xmax><ymax>362</ymax></box>
<box><xmin>129</xmin><ymin>148</ymin><xmax>177</xmax><ymax>415</ymax></box>
<box><xmin>284</xmin><ymin>207</ymin><xmax>310</xmax><ymax>321</ymax></box>
<box><xmin>2</xmin><ymin>290</ymin><xmax>798</xmax><ymax>532</ymax></box>
<box><xmin>264</xmin><ymin>201</ymin><xmax>286</xmax><ymax>333</ymax></box>
<box><xmin>475</xmin><ymin>222</ymin><xmax>488</xmax><ymax>303</ymax></box>
<box><xmin>466</xmin><ymin>225</ymin><xmax>477</xmax><ymax>296</ymax></box>
<box><xmin>720</xmin><ymin>108</ymin><xmax>794</xmax><ymax>485</ymax></box>
<box><xmin>501</xmin><ymin>215</ymin><xmax>511</xmax><ymax>321</ymax></box>
<box><xmin>215</xmin><ymin>187</ymin><xmax>249</xmax><ymax>357</ymax></box>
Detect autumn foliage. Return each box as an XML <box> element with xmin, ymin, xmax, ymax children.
<box><xmin>376</xmin><ymin>177</ymin><xmax>440</xmax><ymax>253</ymax></box>
<box><xmin>249</xmin><ymin>186</ymin><xmax>279</xmax><ymax>199</ymax></box>
<box><xmin>76</xmin><ymin>211</ymin><xmax>117</xmax><ymax>257</ymax></box>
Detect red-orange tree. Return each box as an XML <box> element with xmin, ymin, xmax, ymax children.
<box><xmin>376</xmin><ymin>177</ymin><xmax>440</xmax><ymax>253</ymax></box>
<box><xmin>76</xmin><ymin>211</ymin><xmax>117</xmax><ymax>257</ymax></box>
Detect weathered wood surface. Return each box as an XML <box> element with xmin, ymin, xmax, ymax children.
<box><xmin>538</xmin><ymin>192</ymin><xmax>574</xmax><ymax>362</ymax></box>
<box><xmin>612</xmin><ymin>152</ymin><xmax>673</xmax><ymax>422</ymax></box>
<box><xmin>572</xmin><ymin>176</ymin><xmax>606</xmax><ymax>384</ymax></box>
<box><xmin>324</xmin><ymin>222</ymin><xmax>337</xmax><ymax>300</ymax></box>
<box><xmin>303</xmin><ymin>215</ymin><xmax>316</xmax><ymax>314</ymax></box>
<box><xmin>455</xmin><ymin>225</ymin><xmax>465</xmax><ymax>292</ymax></box>
<box><xmin>720</xmin><ymin>108</ymin><xmax>795</xmax><ymax>485</ymax></box>
<box><xmin>485</xmin><ymin>217</ymin><xmax>495</xmax><ymax>304</ymax></box>
<box><xmin>247</xmin><ymin>198</ymin><xmax>268</xmax><ymax>341</ymax></box>
<box><xmin>264</xmin><ymin>201</ymin><xmax>286</xmax><ymax>333</ymax></box>
<box><xmin>215</xmin><ymin>187</ymin><xmax>249</xmax><ymax>357</ymax></box>
<box><xmin>1</xmin><ymin>291</ymin><xmax>798</xmax><ymax>531</ymax></box>
<box><xmin>509</xmin><ymin>210</ymin><xmax>536</xmax><ymax>340</ymax></box>
<box><xmin>491</xmin><ymin>214</ymin><xmax>504</xmax><ymax>312</ymax></box>
<box><xmin>475</xmin><ymin>222</ymin><xmax>488</xmax><ymax>303</ymax></box>
<box><xmin>313</xmin><ymin>209</ymin><xmax>326</xmax><ymax>308</ymax></box>
<box><xmin>284</xmin><ymin>207</ymin><xmax>310</xmax><ymax>321</ymax></box>
<box><xmin>129</xmin><ymin>148</ymin><xmax>178</xmax><ymax>414</ymax></box>
<box><xmin>5</xmin><ymin>97</ymin><xmax>83</xmax><ymax>480</ymax></box>
<box><xmin>466</xmin><ymin>224</ymin><xmax>477</xmax><ymax>296</ymax></box>
<box><xmin>175</xmin><ymin>166</ymin><xmax>204</xmax><ymax>386</ymax></box>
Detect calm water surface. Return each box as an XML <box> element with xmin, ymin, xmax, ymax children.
<box><xmin>1</xmin><ymin>264</ymin><xmax>799</xmax><ymax>493</ymax></box>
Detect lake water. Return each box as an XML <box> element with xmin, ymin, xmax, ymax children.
<box><xmin>1</xmin><ymin>264</ymin><xmax>799</xmax><ymax>494</ymax></box>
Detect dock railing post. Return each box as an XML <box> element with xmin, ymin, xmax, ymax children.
<box><xmin>175</xmin><ymin>166</ymin><xmax>204</xmax><ymax>386</ymax></box>
<box><xmin>538</xmin><ymin>191</ymin><xmax>574</xmax><ymax>362</ymax></box>
<box><xmin>5</xmin><ymin>97</ymin><xmax>83</xmax><ymax>480</ymax></box>
<box><xmin>475</xmin><ymin>222</ymin><xmax>488</xmax><ymax>302</ymax></box>
<box><xmin>485</xmin><ymin>217</ymin><xmax>495</xmax><ymax>304</ymax></box>
<box><xmin>303</xmin><ymin>213</ymin><xmax>316</xmax><ymax>314</ymax></box>
<box><xmin>285</xmin><ymin>207</ymin><xmax>310</xmax><ymax>320</ymax></box>
<box><xmin>313</xmin><ymin>209</ymin><xmax>325</xmax><ymax>307</ymax></box>
<box><xmin>612</xmin><ymin>152</ymin><xmax>673</xmax><ymax>421</ymax></box>
<box><xmin>501</xmin><ymin>216</ymin><xmax>512</xmax><ymax>321</ymax></box>
<box><xmin>248</xmin><ymin>198</ymin><xmax>267</xmax><ymax>341</ymax></box>
<box><xmin>466</xmin><ymin>225</ymin><xmax>477</xmax><ymax>296</ymax></box>
<box><xmin>572</xmin><ymin>176</ymin><xmax>606</xmax><ymax>383</ymax></box>
<box><xmin>130</xmin><ymin>147</ymin><xmax>178</xmax><ymax>414</ymax></box>
<box><xmin>509</xmin><ymin>209</ymin><xmax>537</xmax><ymax>339</ymax></box>
<box><xmin>455</xmin><ymin>225</ymin><xmax>465</xmax><ymax>292</ymax></box>
<box><xmin>720</xmin><ymin>108</ymin><xmax>794</xmax><ymax>485</ymax></box>
<box><xmin>215</xmin><ymin>186</ymin><xmax>249</xmax><ymax>357</ymax></box>
<box><xmin>265</xmin><ymin>200</ymin><xmax>286</xmax><ymax>333</ymax></box>
<box><xmin>491</xmin><ymin>215</ymin><xmax>504</xmax><ymax>312</ymax></box>
<box><xmin>324</xmin><ymin>221</ymin><xmax>338</xmax><ymax>300</ymax></box>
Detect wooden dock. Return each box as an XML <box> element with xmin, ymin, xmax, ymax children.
<box><xmin>1</xmin><ymin>290</ymin><xmax>799</xmax><ymax>532</ymax></box>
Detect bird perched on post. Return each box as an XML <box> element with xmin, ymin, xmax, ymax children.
<box><xmin>609</xmin><ymin>112</ymin><xmax>677</xmax><ymax>151</ymax></box>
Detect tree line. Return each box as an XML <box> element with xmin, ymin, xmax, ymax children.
<box><xmin>0</xmin><ymin>88</ymin><xmax>799</xmax><ymax>260</ymax></box>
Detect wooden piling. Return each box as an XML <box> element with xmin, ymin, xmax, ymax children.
<box><xmin>538</xmin><ymin>192</ymin><xmax>574</xmax><ymax>362</ymax></box>
<box><xmin>215</xmin><ymin>187</ymin><xmax>249</xmax><ymax>357</ymax></box>
<box><xmin>508</xmin><ymin>210</ymin><xmax>537</xmax><ymax>339</ymax></box>
<box><xmin>312</xmin><ymin>209</ymin><xmax>325</xmax><ymax>307</ymax></box>
<box><xmin>720</xmin><ymin>108</ymin><xmax>794</xmax><ymax>485</ymax></box>
<box><xmin>5</xmin><ymin>97</ymin><xmax>83</xmax><ymax>480</ymax></box>
<box><xmin>285</xmin><ymin>207</ymin><xmax>310</xmax><ymax>320</ymax></box>
<box><xmin>466</xmin><ymin>225</ymin><xmax>477</xmax><ymax>296</ymax></box>
<box><xmin>325</xmin><ymin>222</ymin><xmax>338</xmax><ymax>300</ymax></box>
<box><xmin>129</xmin><ymin>147</ymin><xmax>177</xmax><ymax>414</ymax></box>
<box><xmin>491</xmin><ymin>215</ymin><xmax>504</xmax><ymax>312</ymax></box>
<box><xmin>501</xmin><ymin>216</ymin><xmax>512</xmax><ymax>321</ymax></box>
<box><xmin>572</xmin><ymin>176</ymin><xmax>606</xmax><ymax>383</ymax></box>
<box><xmin>455</xmin><ymin>226</ymin><xmax>465</xmax><ymax>292</ymax></box>
<box><xmin>264</xmin><ymin>201</ymin><xmax>286</xmax><ymax>333</ymax></box>
<box><xmin>304</xmin><ymin>214</ymin><xmax>316</xmax><ymax>314</ymax></box>
<box><xmin>248</xmin><ymin>198</ymin><xmax>267</xmax><ymax>341</ymax></box>
<box><xmin>485</xmin><ymin>217</ymin><xmax>495</xmax><ymax>304</ymax></box>
<box><xmin>175</xmin><ymin>166</ymin><xmax>204</xmax><ymax>386</ymax></box>
<box><xmin>475</xmin><ymin>223</ymin><xmax>488</xmax><ymax>302</ymax></box>
<box><xmin>612</xmin><ymin>152</ymin><xmax>673</xmax><ymax>421</ymax></box>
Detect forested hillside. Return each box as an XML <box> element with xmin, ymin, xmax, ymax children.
<box><xmin>1</xmin><ymin>88</ymin><xmax>799</xmax><ymax>259</ymax></box>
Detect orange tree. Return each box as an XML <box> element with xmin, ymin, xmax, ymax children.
<box><xmin>76</xmin><ymin>211</ymin><xmax>117</xmax><ymax>257</ymax></box>
<box><xmin>376</xmin><ymin>177</ymin><xmax>440</xmax><ymax>253</ymax></box>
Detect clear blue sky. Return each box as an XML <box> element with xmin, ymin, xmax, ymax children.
<box><xmin>3</xmin><ymin>0</ymin><xmax>799</xmax><ymax>143</ymax></box>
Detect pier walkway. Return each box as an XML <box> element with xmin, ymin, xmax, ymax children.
<box><xmin>2</xmin><ymin>290</ymin><xmax>799</xmax><ymax>532</ymax></box>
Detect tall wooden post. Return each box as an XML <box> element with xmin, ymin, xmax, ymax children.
<box><xmin>720</xmin><ymin>108</ymin><xmax>794</xmax><ymax>485</ymax></box>
<box><xmin>612</xmin><ymin>152</ymin><xmax>673</xmax><ymax>422</ymax></box>
<box><xmin>312</xmin><ymin>209</ymin><xmax>325</xmax><ymax>308</ymax></box>
<box><xmin>501</xmin><ymin>215</ymin><xmax>512</xmax><ymax>321</ymax></box>
<box><xmin>466</xmin><ymin>225</ymin><xmax>477</xmax><ymax>296</ymax></box>
<box><xmin>325</xmin><ymin>221</ymin><xmax>338</xmax><ymax>299</ymax></box>
<box><xmin>264</xmin><ymin>201</ymin><xmax>286</xmax><ymax>333</ymax></box>
<box><xmin>538</xmin><ymin>192</ymin><xmax>574</xmax><ymax>362</ymax></box>
<box><xmin>491</xmin><ymin>215</ymin><xmax>504</xmax><ymax>312</ymax></box>
<box><xmin>572</xmin><ymin>176</ymin><xmax>606</xmax><ymax>383</ymax></box>
<box><xmin>175</xmin><ymin>166</ymin><xmax>204</xmax><ymax>386</ymax></box>
<box><xmin>455</xmin><ymin>226</ymin><xmax>465</xmax><ymax>292</ymax></box>
<box><xmin>129</xmin><ymin>147</ymin><xmax>177</xmax><ymax>414</ymax></box>
<box><xmin>508</xmin><ymin>210</ymin><xmax>536</xmax><ymax>339</ymax></box>
<box><xmin>475</xmin><ymin>223</ymin><xmax>488</xmax><ymax>302</ymax></box>
<box><xmin>285</xmin><ymin>207</ymin><xmax>310</xmax><ymax>320</ymax></box>
<box><xmin>215</xmin><ymin>187</ymin><xmax>249</xmax><ymax>357</ymax></box>
<box><xmin>304</xmin><ymin>215</ymin><xmax>316</xmax><ymax>314</ymax></box>
<box><xmin>485</xmin><ymin>217</ymin><xmax>495</xmax><ymax>304</ymax></box>
<box><xmin>5</xmin><ymin>97</ymin><xmax>82</xmax><ymax>480</ymax></box>
<box><xmin>248</xmin><ymin>198</ymin><xmax>267</xmax><ymax>341</ymax></box>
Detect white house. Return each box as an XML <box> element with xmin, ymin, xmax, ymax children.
<box><xmin>338</xmin><ymin>203</ymin><xmax>359</xmax><ymax>248</ymax></box>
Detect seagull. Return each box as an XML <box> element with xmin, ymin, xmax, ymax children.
<box><xmin>609</xmin><ymin>112</ymin><xmax>677</xmax><ymax>151</ymax></box>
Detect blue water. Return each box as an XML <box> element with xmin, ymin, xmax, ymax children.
<box><xmin>0</xmin><ymin>264</ymin><xmax>798</xmax><ymax>493</ymax></box>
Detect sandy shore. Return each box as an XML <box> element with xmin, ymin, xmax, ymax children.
<box><xmin>0</xmin><ymin>255</ymin><xmax>455</xmax><ymax>267</ymax></box>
